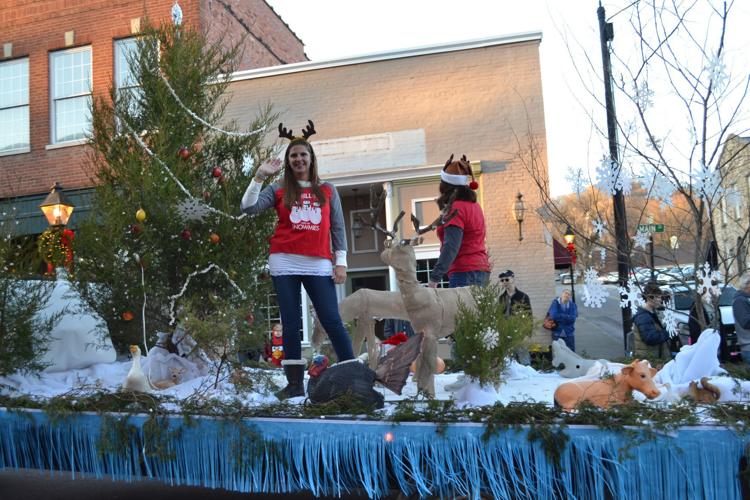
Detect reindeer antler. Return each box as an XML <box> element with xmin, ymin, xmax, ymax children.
<box><xmin>278</xmin><ymin>123</ymin><xmax>294</xmax><ymax>140</ymax></box>
<box><xmin>302</xmin><ymin>120</ymin><xmax>316</xmax><ymax>140</ymax></box>
<box><xmin>361</xmin><ymin>185</ymin><xmax>405</xmax><ymax>240</ymax></box>
<box><xmin>444</xmin><ymin>154</ymin><xmax>454</xmax><ymax>169</ymax></box>
<box><xmin>410</xmin><ymin>191</ymin><xmax>458</xmax><ymax>237</ymax></box>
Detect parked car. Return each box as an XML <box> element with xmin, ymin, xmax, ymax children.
<box><xmin>601</xmin><ymin>271</ymin><xmax>620</xmax><ymax>284</ymax></box>
<box><xmin>561</xmin><ymin>273</ymin><xmax>574</xmax><ymax>285</ymax></box>
<box><xmin>662</xmin><ymin>284</ymin><xmax>739</xmax><ymax>361</ymax></box>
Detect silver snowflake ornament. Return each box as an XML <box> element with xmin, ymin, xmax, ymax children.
<box><xmin>176</xmin><ymin>197</ymin><xmax>211</xmax><ymax>223</ymax></box>
<box><xmin>619</xmin><ymin>278</ymin><xmax>644</xmax><ymax>315</ymax></box>
<box><xmin>661</xmin><ymin>298</ymin><xmax>679</xmax><ymax>338</ymax></box>
<box><xmin>697</xmin><ymin>261</ymin><xmax>721</xmax><ymax>298</ymax></box>
<box><xmin>633</xmin><ymin>229</ymin><xmax>651</xmax><ymax>250</ymax></box>
<box><xmin>582</xmin><ymin>267</ymin><xmax>607</xmax><ymax>308</ymax></box>
<box><xmin>599</xmin><ymin>247</ymin><xmax>607</xmax><ymax>263</ymax></box>
<box><xmin>592</xmin><ymin>219</ymin><xmax>606</xmax><ymax>238</ymax></box>
<box><xmin>565</xmin><ymin>167</ymin><xmax>586</xmax><ymax>195</ymax></box>
<box><xmin>482</xmin><ymin>327</ymin><xmax>499</xmax><ymax>350</ymax></box>
<box><xmin>596</xmin><ymin>157</ymin><xmax>632</xmax><ymax>196</ymax></box>
<box><xmin>694</xmin><ymin>161</ymin><xmax>723</xmax><ymax>202</ymax></box>
<box><xmin>633</xmin><ymin>80</ymin><xmax>654</xmax><ymax>110</ymax></box>
<box><xmin>705</xmin><ymin>53</ymin><xmax>728</xmax><ymax>93</ymax></box>
<box><xmin>639</xmin><ymin>171</ymin><xmax>676</xmax><ymax>208</ymax></box>
<box><xmin>171</xmin><ymin>1</ymin><xmax>183</xmax><ymax>26</ymax></box>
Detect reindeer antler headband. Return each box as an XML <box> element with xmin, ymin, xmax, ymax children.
<box><xmin>440</xmin><ymin>154</ymin><xmax>478</xmax><ymax>190</ymax></box>
<box><xmin>278</xmin><ymin>120</ymin><xmax>317</xmax><ymax>142</ymax></box>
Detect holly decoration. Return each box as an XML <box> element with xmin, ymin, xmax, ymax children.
<box><xmin>177</xmin><ymin>146</ymin><xmax>191</xmax><ymax>160</ymax></box>
<box><xmin>37</xmin><ymin>227</ymin><xmax>74</xmax><ymax>270</ymax></box>
<box><xmin>135</xmin><ymin>208</ymin><xmax>147</xmax><ymax>222</ymax></box>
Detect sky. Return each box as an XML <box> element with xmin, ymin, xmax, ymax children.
<box><xmin>266</xmin><ymin>0</ymin><xmax>750</xmax><ymax>197</ymax></box>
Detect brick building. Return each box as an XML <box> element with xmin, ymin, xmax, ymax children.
<box><xmin>225</xmin><ymin>34</ymin><xmax>556</xmax><ymax>340</ymax></box>
<box><xmin>0</xmin><ymin>0</ymin><xmax>306</xmax><ymax>232</ymax></box>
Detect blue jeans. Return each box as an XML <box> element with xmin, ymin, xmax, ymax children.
<box><xmin>742</xmin><ymin>350</ymin><xmax>750</xmax><ymax>365</ymax></box>
<box><xmin>552</xmin><ymin>332</ymin><xmax>576</xmax><ymax>352</ymax></box>
<box><xmin>449</xmin><ymin>270</ymin><xmax>490</xmax><ymax>288</ymax></box>
<box><xmin>271</xmin><ymin>274</ymin><xmax>355</xmax><ymax>362</ymax></box>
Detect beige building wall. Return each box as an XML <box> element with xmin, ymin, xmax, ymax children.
<box><xmin>713</xmin><ymin>134</ymin><xmax>750</xmax><ymax>281</ymax></box>
<box><xmin>225</xmin><ymin>34</ymin><xmax>555</xmax><ymax>315</ymax></box>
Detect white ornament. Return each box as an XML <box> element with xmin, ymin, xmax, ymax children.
<box><xmin>582</xmin><ymin>267</ymin><xmax>607</xmax><ymax>308</ymax></box>
<box><xmin>619</xmin><ymin>278</ymin><xmax>644</xmax><ymax>315</ymax></box>
<box><xmin>694</xmin><ymin>161</ymin><xmax>722</xmax><ymax>202</ymax></box>
<box><xmin>482</xmin><ymin>327</ymin><xmax>499</xmax><ymax>350</ymax></box>
<box><xmin>171</xmin><ymin>1</ymin><xmax>183</xmax><ymax>26</ymax></box>
<box><xmin>599</xmin><ymin>247</ymin><xmax>607</xmax><ymax>263</ymax></box>
<box><xmin>565</xmin><ymin>167</ymin><xmax>586</xmax><ymax>195</ymax></box>
<box><xmin>596</xmin><ymin>157</ymin><xmax>632</xmax><ymax>196</ymax></box>
<box><xmin>705</xmin><ymin>53</ymin><xmax>728</xmax><ymax>92</ymax></box>
<box><xmin>241</xmin><ymin>153</ymin><xmax>254</xmax><ymax>175</ymax></box>
<box><xmin>661</xmin><ymin>298</ymin><xmax>679</xmax><ymax>338</ymax></box>
<box><xmin>176</xmin><ymin>197</ymin><xmax>211</xmax><ymax>223</ymax></box>
<box><xmin>697</xmin><ymin>261</ymin><xmax>721</xmax><ymax>298</ymax></box>
<box><xmin>640</xmin><ymin>171</ymin><xmax>676</xmax><ymax>207</ymax></box>
<box><xmin>633</xmin><ymin>81</ymin><xmax>654</xmax><ymax>110</ymax></box>
<box><xmin>633</xmin><ymin>229</ymin><xmax>651</xmax><ymax>250</ymax></box>
<box><xmin>592</xmin><ymin>219</ymin><xmax>606</xmax><ymax>238</ymax></box>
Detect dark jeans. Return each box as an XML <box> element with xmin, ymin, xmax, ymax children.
<box><xmin>552</xmin><ymin>333</ymin><xmax>576</xmax><ymax>352</ymax></box>
<box><xmin>271</xmin><ymin>274</ymin><xmax>355</xmax><ymax>362</ymax></box>
<box><xmin>449</xmin><ymin>270</ymin><xmax>490</xmax><ymax>288</ymax></box>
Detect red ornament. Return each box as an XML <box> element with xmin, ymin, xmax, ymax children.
<box><xmin>177</xmin><ymin>147</ymin><xmax>191</xmax><ymax>160</ymax></box>
<box><xmin>245</xmin><ymin>313</ymin><xmax>254</xmax><ymax>326</ymax></box>
<box><xmin>122</xmin><ymin>311</ymin><xmax>134</xmax><ymax>321</ymax></box>
<box><xmin>180</xmin><ymin>229</ymin><xmax>192</xmax><ymax>240</ymax></box>
<box><xmin>212</xmin><ymin>167</ymin><xmax>222</xmax><ymax>178</ymax></box>
<box><xmin>209</xmin><ymin>233</ymin><xmax>220</xmax><ymax>244</ymax></box>
<box><xmin>469</xmin><ymin>180</ymin><xmax>479</xmax><ymax>190</ymax></box>
<box><xmin>130</xmin><ymin>224</ymin><xmax>142</xmax><ymax>235</ymax></box>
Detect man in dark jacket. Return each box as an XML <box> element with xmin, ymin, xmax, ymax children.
<box><xmin>731</xmin><ymin>273</ymin><xmax>750</xmax><ymax>365</ymax></box>
<box><xmin>498</xmin><ymin>270</ymin><xmax>532</xmax><ymax>317</ymax></box>
<box><xmin>632</xmin><ymin>282</ymin><xmax>670</xmax><ymax>359</ymax></box>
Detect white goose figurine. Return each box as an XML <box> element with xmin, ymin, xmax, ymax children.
<box><xmin>123</xmin><ymin>345</ymin><xmax>153</xmax><ymax>392</ymax></box>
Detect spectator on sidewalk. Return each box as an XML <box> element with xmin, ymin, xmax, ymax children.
<box><xmin>547</xmin><ymin>289</ymin><xmax>578</xmax><ymax>352</ymax></box>
<box><xmin>498</xmin><ymin>270</ymin><xmax>532</xmax><ymax>317</ymax></box>
<box><xmin>731</xmin><ymin>273</ymin><xmax>750</xmax><ymax>366</ymax></box>
<box><xmin>632</xmin><ymin>282</ymin><xmax>671</xmax><ymax>360</ymax></box>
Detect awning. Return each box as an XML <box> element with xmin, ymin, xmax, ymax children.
<box><xmin>553</xmin><ymin>238</ymin><xmax>572</xmax><ymax>269</ymax></box>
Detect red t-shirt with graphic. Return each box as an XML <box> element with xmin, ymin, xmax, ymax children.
<box><xmin>436</xmin><ymin>200</ymin><xmax>490</xmax><ymax>275</ymax></box>
<box><xmin>269</xmin><ymin>185</ymin><xmax>332</xmax><ymax>259</ymax></box>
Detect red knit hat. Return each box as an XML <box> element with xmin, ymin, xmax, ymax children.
<box><xmin>441</xmin><ymin>154</ymin><xmax>478</xmax><ymax>190</ymax></box>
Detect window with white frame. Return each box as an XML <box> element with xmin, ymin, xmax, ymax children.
<box><xmin>730</xmin><ymin>184</ymin><xmax>742</xmax><ymax>219</ymax></box>
<box><xmin>0</xmin><ymin>58</ymin><xmax>29</xmax><ymax>153</ymax></box>
<box><xmin>349</xmin><ymin>209</ymin><xmax>377</xmax><ymax>253</ymax></box>
<box><xmin>114</xmin><ymin>37</ymin><xmax>143</xmax><ymax>118</ymax></box>
<box><xmin>411</xmin><ymin>197</ymin><xmax>439</xmax><ymax>230</ymax></box>
<box><xmin>50</xmin><ymin>46</ymin><xmax>92</xmax><ymax>143</ymax></box>
<box><xmin>415</xmin><ymin>258</ymin><xmax>449</xmax><ymax>288</ymax></box>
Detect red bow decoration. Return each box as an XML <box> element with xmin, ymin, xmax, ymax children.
<box><xmin>382</xmin><ymin>332</ymin><xmax>409</xmax><ymax>346</ymax></box>
<box><xmin>61</xmin><ymin>229</ymin><xmax>75</xmax><ymax>266</ymax></box>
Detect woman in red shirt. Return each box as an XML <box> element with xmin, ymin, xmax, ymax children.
<box><xmin>428</xmin><ymin>155</ymin><xmax>490</xmax><ymax>289</ymax></box>
<box><xmin>241</xmin><ymin>122</ymin><xmax>355</xmax><ymax>399</ymax></box>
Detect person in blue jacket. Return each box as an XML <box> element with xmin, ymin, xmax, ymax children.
<box><xmin>548</xmin><ymin>289</ymin><xmax>578</xmax><ymax>351</ymax></box>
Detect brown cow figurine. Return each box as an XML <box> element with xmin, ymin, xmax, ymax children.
<box><xmin>553</xmin><ymin>359</ymin><xmax>660</xmax><ymax>411</ymax></box>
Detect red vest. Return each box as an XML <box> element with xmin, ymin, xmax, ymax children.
<box><xmin>269</xmin><ymin>185</ymin><xmax>332</xmax><ymax>259</ymax></box>
<box><xmin>437</xmin><ymin>200</ymin><xmax>490</xmax><ymax>275</ymax></box>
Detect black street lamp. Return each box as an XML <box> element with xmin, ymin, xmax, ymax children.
<box><xmin>39</xmin><ymin>182</ymin><xmax>74</xmax><ymax>227</ymax></box>
<box><xmin>512</xmin><ymin>192</ymin><xmax>526</xmax><ymax>241</ymax></box>
<box><xmin>564</xmin><ymin>225</ymin><xmax>576</xmax><ymax>303</ymax></box>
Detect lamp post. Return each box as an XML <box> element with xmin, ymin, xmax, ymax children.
<box><xmin>564</xmin><ymin>225</ymin><xmax>576</xmax><ymax>303</ymax></box>
<box><xmin>512</xmin><ymin>192</ymin><xmax>526</xmax><ymax>241</ymax></box>
<box><xmin>40</xmin><ymin>182</ymin><xmax>74</xmax><ymax>227</ymax></box>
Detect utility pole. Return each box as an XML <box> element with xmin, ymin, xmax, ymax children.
<box><xmin>597</xmin><ymin>4</ymin><xmax>632</xmax><ymax>354</ymax></box>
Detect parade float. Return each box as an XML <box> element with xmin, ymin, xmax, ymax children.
<box><xmin>1</xmin><ymin>6</ymin><xmax>749</xmax><ymax>500</ymax></box>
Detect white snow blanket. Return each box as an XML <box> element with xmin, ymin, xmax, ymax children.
<box><xmin>36</xmin><ymin>272</ymin><xmax>116</xmax><ymax>372</ymax></box>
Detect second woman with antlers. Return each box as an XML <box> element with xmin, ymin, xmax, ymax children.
<box><xmin>241</xmin><ymin>120</ymin><xmax>355</xmax><ymax>399</ymax></box>
<box><xmin>428</xmin><ymin>155</ymin><xmax>490</xmax><ymax>289</ymax></box>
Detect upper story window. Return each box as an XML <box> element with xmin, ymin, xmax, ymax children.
<box><xmin>0</xmin><ymin>58</ymin><xmax>29</xmax><ymax>154</ymax></box>
<box><xmin>50</xmin><ymin>46</ymin><xmax>92</xmax><ymax>144</ymax></box>
<box><xmin>114</xmin><ymin>38</ymin><xmax>142</xmax><ymax>118</ymax></box>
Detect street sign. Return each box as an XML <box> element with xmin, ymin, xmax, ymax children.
<box><xmin>637</xmin><ymin>223</ymin><xmax>664</xmax><ymax>233</ymax></box>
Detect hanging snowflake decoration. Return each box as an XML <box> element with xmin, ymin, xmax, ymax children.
<box><xmin>565</xmin><ymin>166</ymin><xmax>586</xmax><ymax>195</ymax></box>
<box><xmin>639</xmin><ymin>171</ymin><xmax>676</xmax><ymax>207</ymax></box>
<box><xmin>661</xmin><ymin>297</ymin><xmax>679</xmax><ymax>338</ymax></box>
<box><xmin>633</xmin><ymin>229</ymin><xmax>651</xmax><ymax>250</ymax></box>
<box><xmin>171</xmin><ymin>1</ymin><xmax>183</xmax><ymax>26</ymax></box>
<box><xmin>599</xmin><ymin>247</ymin><xmax>607</xmax><ymax>263</ymax></box>
<box><xmin>176</xmin><ymin>197</ymin><xmax>211</xmax><ymax>223</ymax></box>
<box><xmin>694</xmin><ymin>161</ymin><xmax>723</xmax><ymax>202</ymax></box>
<box><xmin>619</xmin><ymin>278</ymin><xmax>644</xmax><ymax>315</ymax></box>
<box><xmin>705</xmin><ymin>52</ymin><xmax>728</xmax><ymax>93</ymax></box>
<box><xmin>633</xmin><ymin>81</ymin><xmax>654</xmax><ymax>110</ymax></box>
<box><xmin>596</xmin><ymin>157</ymin><xmax>632</xmax><ymax>196</ymax></box>
<box><xmin>582</xmin><ymin>267</ymin><xmax>608</xmax><ymax>308</ymax></box>
<box><xmin>696</xmin><ymin>261</ymin><xmax>721</xmax><ymax>298</ymax></box>
<box><xmin>592</xmin><ymin>219</ymin><xmax>606</xmax><ymax>238</ymax></box>
<box><xmin>481</xmin><ymin>327</ymin><xmax>499</xmax><ymax>350</ymax></box>
<box><xmin>241</xmin><ymin>153</ymin><xmax>254</xmax><ymax>175</ymax></box>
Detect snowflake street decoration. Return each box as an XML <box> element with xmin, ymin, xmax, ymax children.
<box><xmin>599</xmin><ymin>247</ymin><xmax>607</xmax><ymax>263</ymax></box>
<box><xmin>596</xmin><ymin>157</ymin><xmax>632</xmax><ymax>196</ymax></box>
<box><xmin>661</xmin><ymin>298</ymin><xmax>679</xmax><ymax>338</ymax></box>
<box><xmin>592</xmin><ymin>219</ymin><xmax>606</xmax><ymax>238</ymax></box>
<box><xmin>694</xmin><ymin>162</ymin><xmax>723</xmax><ymax>202</ymax></box>
<box><xmin>633</xmin><ymin>81</ymin><xmax>654</xmax><ymax>110</ymax></box>
<box><xmin>705</xmin><ymin>53</ymin><xmax>728</xmax><ymax>92</ymax></box>
<box><xmin>481</xmin><ymin>327</ymin><xmax>499</xmax><ymax>350</ymax></box>
<box><xmin>171</xmin><ymin>1</ymin><xmax>183</xmax><ymax>26</ymax></box>
<box><xmin>565</xmin><ymin>167</ymin><xmax>586</xmax><ymax>195</ymax></box>
<box><xmin>697</xmin><ymin>261</ymin><xmax>721</xmax><ymax>298</ymax></box>
<box><xmin>176</xmin><ymin>197</ymin><xmax>212</xmax><ymax>223</ymax></box>
<box><xmin>241</xmin><ymin>153</ymin><xmax>254</xmax><ymax>175</ymax></box>
<box><xmin>619</xmin><ymin>278</ymin><xmax>644</xmax><ymax>315</ymax></box>
<box><xmin>582</xmin><ymin>267</ymin><xmax>607</xmax><ymax>308</ymax></box>
<box><xmin>633</xmin><ymin>229</ymin><xmax>651</xmax><ymax>250</ymax></box>
<box><xmin>640</xmin><ymin>171</ymin><xmax>676</xmax><ymax>207</ymax></box>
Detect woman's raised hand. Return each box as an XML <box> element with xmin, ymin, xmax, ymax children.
<box><xmin>256</xmin><ymin>158</ymin><xmax>282</xmax><ymax>180</ymax></box>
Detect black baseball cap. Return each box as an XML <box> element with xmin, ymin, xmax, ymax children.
<box><xmin>498</xmin><ymin>270</ymin><xmax>515</xmax><ymax>278</ymax></box>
